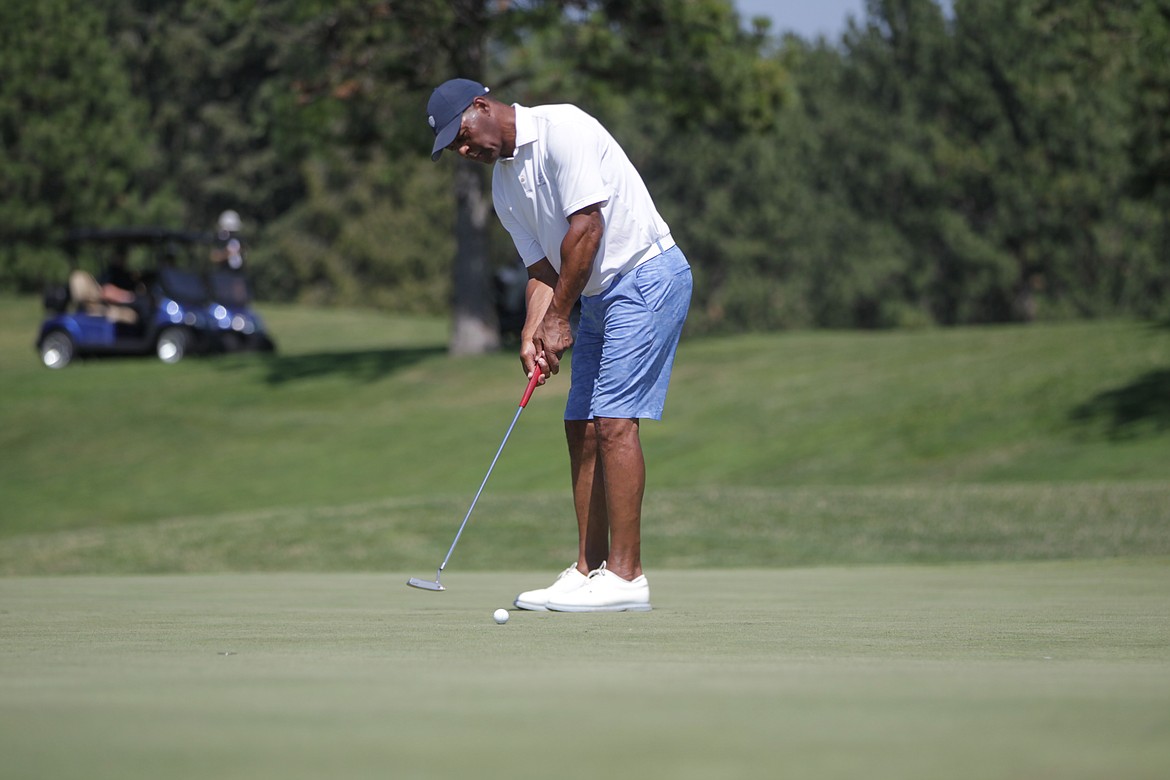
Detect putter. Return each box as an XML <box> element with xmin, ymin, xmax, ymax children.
<box><xmin>407</xmin><ymin>365</ymin><xmax>543</xmax><ymax>592</ymax></box>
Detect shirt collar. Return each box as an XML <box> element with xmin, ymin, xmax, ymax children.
<box><xmin>503</xmin><ymin>104</ymin><xmax>534</xmax><ymax>161</ymax></box>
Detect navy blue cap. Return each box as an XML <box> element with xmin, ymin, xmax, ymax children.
<box><xmin>427</xmin><ymin>78</ymin><xmax>489</xmax><ymax>161</ymax></box>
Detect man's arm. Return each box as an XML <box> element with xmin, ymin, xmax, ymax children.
<box><xmin>521</xmin><ymin>259</ymin><xmax>558</xmax><ymax>381</ymax></box>
<box><xmin>532</xmin><ymin>203</ymin><xmax>603</xmax><ymax>375</ymax></box>
<box><xmin>100</xmin><ymin>283</ymin><xmax>136</xmax><ymax>304</ymax></box>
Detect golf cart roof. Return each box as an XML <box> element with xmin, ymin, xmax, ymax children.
<box><xmin>66</xmin><ymin>227</ymin><xmax>216</xmax><ymax>245</ymax></box>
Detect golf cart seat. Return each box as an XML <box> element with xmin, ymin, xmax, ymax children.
<box><xmin>68</xmin><ymin>270</ymin><xmax>138</xmax><ymax>325</ymax></box>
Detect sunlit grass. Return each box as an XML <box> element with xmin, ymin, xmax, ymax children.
<box><xmin>2</xmin><ymin>295</ymin><xmax>1167</xmax><ymax>573</ymax></box>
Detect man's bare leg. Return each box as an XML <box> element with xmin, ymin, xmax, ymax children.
<box><xmin>593</xmin><ymin>417</ymin><xmax>644</xmax><ymax>581</ymax></box>
<box><xmin>566</xmin><ymin>417</ymin><xmax>645</xmax><ymax>581</ymax></box>
<box><xmin>566</xmin><ymin>420</ymin><xmax>608</xmax><ymax>573</ymax></box>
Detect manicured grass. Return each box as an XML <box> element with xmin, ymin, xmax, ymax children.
<box><xmin>2</xmin><ymin>561</ymin><xmax>1168</xmax><ymax>780</ymax></box>
<box><xmin>3</xmin><ymin>296</ymin><xmax>1168</xmax><ymax>778</ymax></box>
<box><xmin>2</xmin><ymin>295</ymin><xmax>1168</xmax><ymax>573</ymax></box>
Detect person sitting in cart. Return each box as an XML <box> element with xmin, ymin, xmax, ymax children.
<box><xmin>98</xmin><ymin>246</ymin><xmax>150</xmax><ymax>320</ymax></box>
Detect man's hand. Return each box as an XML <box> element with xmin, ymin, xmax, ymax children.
<box><xmin>532</xmin><ymin>311</ymin><xmax>574</xmax><ymax>375</ymax></box>
<box><xmin>520</xmin><ymin>338</ymin><xmax>549</xmax><ymax>384</ymax></box>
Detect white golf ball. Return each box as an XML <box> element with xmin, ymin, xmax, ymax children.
<box><xmin>493</xmin><ymin>608</ymin><xmax>509</xmax><ymax>624</ymax></box>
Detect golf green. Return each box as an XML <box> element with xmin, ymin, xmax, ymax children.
<box><xmin>2</xmin><ymin>561</ymin><xmax>1167</xmax><ymax>779</ymax></box>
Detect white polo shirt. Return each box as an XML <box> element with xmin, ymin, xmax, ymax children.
<box><xmin>492</xmin><ymin>104</ymin><xmax>673</xmax><ymax>297</ymax></box>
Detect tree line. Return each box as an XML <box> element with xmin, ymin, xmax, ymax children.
<box><xmin>2</xmin><ymin>0</ymin><xmax>1167</xmax><ymax>346</ymax></box>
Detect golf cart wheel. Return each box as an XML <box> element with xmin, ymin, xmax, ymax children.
<box><xmin>156</xmin><ymin>327</ymin><xmax>189</xmax><ymax>364</ymax></box>
<box><xmin>40</xmin><ymin>330</ymin><xmax>75</xmax><ymax>369</ymax></box>
<box><xmin>253</xmin><ymin>333</ymin><xmax>276</xmax><ymax>353</ymax></box>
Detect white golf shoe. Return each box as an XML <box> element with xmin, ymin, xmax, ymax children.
<box><xmin>546</xmin><ymin>563</ymin><xmax>652</xmax><ymax>612</ymax></box>
<box><xmin>513</xmin><ymin>564</ymin><xmax>589</xmax><ymax>611</ymax></box>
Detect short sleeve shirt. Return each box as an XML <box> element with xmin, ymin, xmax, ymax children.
<box><xmin>492</xmin><ymin>104</ymin><xmax>672</xmax><ymax>297</ymax></box>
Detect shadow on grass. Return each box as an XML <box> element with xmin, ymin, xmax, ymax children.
<box><xmin>1070</xmin><ymin>368</ymin><xmax>1170</xmax><ymax>439</ymax></box>
<box><xmin>259</xmin><ymin>346</ymin><xmax>447</xmax><ymax>385</ymax></box>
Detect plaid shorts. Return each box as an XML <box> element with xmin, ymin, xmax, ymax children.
<box><xmin>565</xmin><ymin>246</ymin><xmax>692</xmax><ymax>421</ymax></box>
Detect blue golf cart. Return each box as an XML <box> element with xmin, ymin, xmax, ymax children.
<box><xmin>36</xmin><ymin>227</ymin><xmax>276</xmax><ymax>368</ymax></box>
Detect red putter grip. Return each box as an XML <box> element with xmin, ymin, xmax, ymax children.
<box><xmin>519</xmin><ymin>364</ymin><xmax>542</xmax><ymax>408</ymax></box>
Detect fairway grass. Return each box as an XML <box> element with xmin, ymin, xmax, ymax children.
<box><xmin>2</xmin><ymin>482</ymin><xmax>1169</xmax><ymax>574</ymax></box>
<box><xmin>3</xmin><ymin>300</ymin><xmax>1169</xmax><ymax>539</ymax></box>
<box><xmin>3</xmin><ymin>561</ymin><xmax>1168</xmax><ymax>780</ymax></box>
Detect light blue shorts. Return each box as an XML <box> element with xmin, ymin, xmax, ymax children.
<box><xmin>565</xmin><ymin>246</ymin><xmax>693</xmax><ymax>421</ymax></box>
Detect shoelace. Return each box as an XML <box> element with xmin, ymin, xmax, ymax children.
<box><xmin>586</xmin><ymin>561</ymin><xmax>608</xmax><ymax>578</ymax></box>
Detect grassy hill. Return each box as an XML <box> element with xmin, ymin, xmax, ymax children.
<box><xmin>1</xmin><ymin>295</ymin><xmax>1167</xmax><ymax>573</ymax></box>
<box><xmin>3</xmin><ymin>297</ymin><xmax>1168</xmax><ymax>780</ymax></box>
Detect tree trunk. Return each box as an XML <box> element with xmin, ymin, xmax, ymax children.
<box><xmin>449</xmin><ymin>158</ymin><xmax>500</xmax><ymax>356</ymax></box>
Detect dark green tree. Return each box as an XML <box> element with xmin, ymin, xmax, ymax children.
<box><xmin>223</xmin><ymin>1</ymin><xmax>460</xmax><ymax>313</ymax></box>
<box><xmin>942</xmin><ymin>0</ymin><xmax>1153</xmax><ymax>319</ymax></box>
<box><xmin>809</xmin><ymin>0</ymin><xmax>1163</xmax><ymax>324</ymax></box>
<box><xmin>1126</xmin><ymin>0</ymin><xmax>1170</xmax><ymax>317</ymax></box>
<box><xmin>495</xmin><ymin>0</ymin><xmax>798</xmax><ymax>332</ymax></box>
<box><xmin>104</xmin><ymin>0</ymin><xmax>320</xmax><ymax>230</ymax></box>
<box><xmin>204</xmin><ymin>0</ymin><xmax>501</xmax><ymax>352</ymax></box>
<box><xmin>0</xmin><ymin>0</ymin><xmax>174</xmax><ymax>289</ymax></box>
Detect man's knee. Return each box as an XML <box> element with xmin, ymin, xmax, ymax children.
<box><xmin>593</xmin><ymin>417</ymin><xmax>640</xmax><ymax>448</ymax></box>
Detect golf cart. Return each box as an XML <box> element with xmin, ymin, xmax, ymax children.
<box><xmin>205</xmin><ymin>264</ymin><xmax>277</xmax><ymax>355</ymax></box>
<box><xmin>36</xmin><ymin>227</ymin><xmax>276</xmax><ymax>368</ymax></box>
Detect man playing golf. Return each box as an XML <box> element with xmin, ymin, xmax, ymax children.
<box><xmin>427</xmin><ymin>78</ymin><xmax>692</xmax><ymax>612</ymax></box>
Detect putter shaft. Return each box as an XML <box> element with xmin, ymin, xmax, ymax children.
<box><xmin>434</xmin><ymin>402</ymin><xmax>525</xmax><ymax>574</ymax></box>
<box><xmin>407</xmin><ymin>367</ymin><xmax>542</xmax><ymax>592</ymax></box>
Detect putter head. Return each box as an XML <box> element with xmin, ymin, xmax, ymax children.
<box><xmin>407</xmin><ymin>576</ymin><xmax>445</xmax><ymax>591</ymax></box>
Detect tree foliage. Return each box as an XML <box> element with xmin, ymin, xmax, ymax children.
<box><xmin>0</xmin><ymin>0</ymin><xmax>176</xmax><ymax>285</ymax></box>
<box><xmin>1</xmin><ymin>0</ymin><xmax>1167</xmax><ymax>329</ymax></box>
